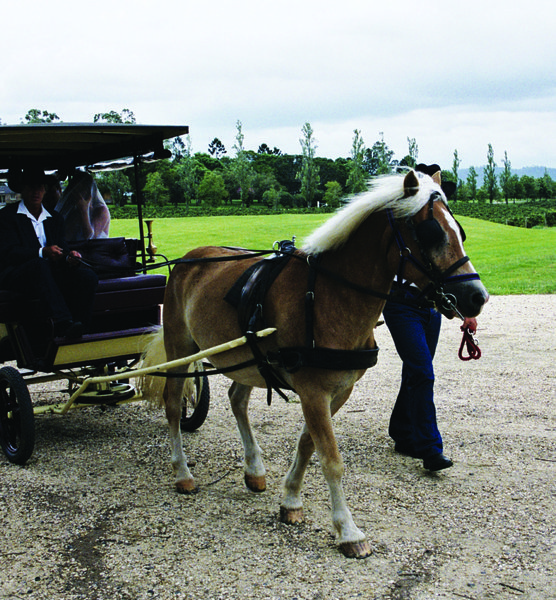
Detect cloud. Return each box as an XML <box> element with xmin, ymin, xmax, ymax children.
<box><xmin>2</xmin><ymin>0</ymin><xmax>555</xmax><ymax>168</ymax></box>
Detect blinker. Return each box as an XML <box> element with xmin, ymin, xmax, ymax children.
<box><xmin>415</xmin><ymin>218</ymin><xmax>446</xmax><ymax>250</ymax></box>
<box><xmin>414</xmin><ymin>192</ymin><xmax>467</xmax><ymax>249</ymax></box>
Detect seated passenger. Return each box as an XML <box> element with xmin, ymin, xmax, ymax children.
<box><xmin>55</xmin><ymin>170</ymin><xmax>110</xmax><ymax>242</ymax></box>
<box><xmin>1</xmin><ymin>166</ymin><xmax>99</xmax><ymax>338</ymax></box>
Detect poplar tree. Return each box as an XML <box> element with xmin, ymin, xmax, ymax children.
<box><xmin>231</xmin><ymin>120</ymin><xmax>255</xmax><ymax>206</ymax></box>
<box><xmin>296</xmin><ymin>122</ymin><xmax>320</xmax><ymax>207</ymax></box>
<box><xmin>499</xmin><ymin>151</ymin><xmax>512</xmax><ymax>204</ymax></box>
<box><xmin>346</xmin><ymin>129</ymin><xmax>367</xmax><ymax>193</ymax></box>
<box><xmin>483</xmin><ymin>143</ymin><xmax>498</xmax><ymax>203</ymax></box>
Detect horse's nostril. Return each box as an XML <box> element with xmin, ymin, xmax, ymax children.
<box><xmin>473</xmin><ymin>292</ymin><xmax>487</xmax><ymax>309</ymax></box>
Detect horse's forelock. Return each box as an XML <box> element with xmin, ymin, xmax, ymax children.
<box><xmin>302</xmin><ymin>172</ymin><xmax>444</xmax><ymax>255</ymax></box>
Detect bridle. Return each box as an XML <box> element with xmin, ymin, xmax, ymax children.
<box><xmin>387</xmin><ymin>192</ymin><xmax>482</xmax><ymax>318</ymax></box>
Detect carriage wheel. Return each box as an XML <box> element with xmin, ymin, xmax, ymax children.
<box><xmin>180</xmin><ymin>364</ymin><xmax>210</xmax><ymax>432</ymax></box>
<box><xmin>0</xmin><ymin>366</ymin><xmax>35</xmax><ymax>465</ymax></box>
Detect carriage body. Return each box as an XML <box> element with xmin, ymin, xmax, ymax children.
<box><xmin>0</xmin><ymin>124</ymin><xmax>208</xmax><ymax>465</ymax></box>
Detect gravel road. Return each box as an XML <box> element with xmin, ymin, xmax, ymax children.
<box><xmin>1</xmin><ymin>294</ymin><xmax>555</xmax><ymax>600</ymax></box>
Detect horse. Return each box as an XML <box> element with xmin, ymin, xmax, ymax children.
<box><xmin>140</xmin><ymin>169</ymin><xmax>489</xmax><ymax>559</ymax></box>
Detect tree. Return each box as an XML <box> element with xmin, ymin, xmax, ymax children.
<box><xmin>93</xmin><ymin>109</ymin><xmax>136</xmax><ymax>124</ymax></box>
<box><xmin>363</xmin><ymin>132</ymin><xmax>395</xmax><ymax>176</ymax></box>
<box><xmin>143</xmin><ymin>171</ymin><xmax>169</xmax><ymax>206</ymax></box>
<box><xmin>23</xmin><ymin>109</ymin><xmax>60</xmax><ymax>123</ymax></box>
<box><xmin>175</xmin><ymin>135</ymin><xmax>198</xmax><ymax>205</ymax></box>
<box><xmin>499</xmin><ymin>151</ymin><xmax>512</xmax><ymax>204</ymax></box>
<box><xmin>452</xmin><ymin>149</ymin><xmax>461</xmax><ymax>199</ymax></box>
<box><xmin>96</xmin><ymin>170</ymin><xmax>132</xmax><ymax>207</ymax></box>
<box><xmin>296</xmin><ymin>122</ymin><xmax>320</xmax><ymax>207</ymax></box>
<box><xmin>346</xmin><ymin>129</ymin><xmax>367</xmax><ymax>194</ymax></box>
<box><xmin>399</xmin><ymin>137</ymin><xmax>418</xmax><ymax>169</ymax></box>
<box><xmin>539</xmin><ymin>170</ymin><xmax>554</xmax><ymax>200</ymax></box>
<box><xmin>208</xmin><ymin>138</ymin><xmax>227</xmax><ymax>158</ymax></box>
<box><xmin>323</xmin><ymin>181</ymin><xmax>343</xmax><ymax>208</ymax></box>
<box><xmin>171</xmin><ymin>136</ymin><xmax>186</xmax><ymax>161</ymax></box>
<box><xmin>466</xmin><ymin>166</ymin><xmax>478</xmax><ymax>202</ymax></box>
<box><xmin>197</xmin><ymin>170</ymin><xmax>228</xmax><ymax>206</ymax></box>
<box><xmin>258</xmin><ymin>144</ymin><xmax>282</xmax><ymax>155</ymax></box>
<box><xmin>230</xmin><ymin>120</ymin><xmax>256</xmax><ymax>206</ymax></box>
<box><xmin>483</xmin><ymin>144</ymin><xmax>498</xmax><ymax>203</ymax></box>
<box><xmin>520</xmin><ymin>175</ymin><xmax>538</xmax><ymax>200</ymax></box>
<box><xmin>508</xmin><ymin>174</ymin><xmax>522</xmax><ymax>202</ymax></box>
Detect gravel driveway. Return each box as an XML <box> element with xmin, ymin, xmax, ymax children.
<box><xmin>1</xmin><ymin>295</ymin><xmax>555</xmax><ymax>600</ymax></box>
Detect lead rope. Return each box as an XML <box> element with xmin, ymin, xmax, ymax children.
<box><xmin>458</xmin><ymin>325</ymin><xmax>481</xmax><ymax>361</ymax></box>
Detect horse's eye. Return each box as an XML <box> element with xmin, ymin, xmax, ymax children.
<box><xmin>415</xmin><ymin>219</ymin><xmax>447</xmax><ymax>250</ymax></box>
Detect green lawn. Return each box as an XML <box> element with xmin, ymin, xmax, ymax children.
<box><xmin>111</xmin><ymin>215</ymin><xmax>556</xmax><ymax>295</ymax></box>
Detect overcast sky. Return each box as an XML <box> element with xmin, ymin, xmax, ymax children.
<box><xmin>2</xmin><ymin>0</ymin><xmax>555</xmax><ymax>169</ymax></box>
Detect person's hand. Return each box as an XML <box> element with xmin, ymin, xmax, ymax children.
<box><xmin>42</xmin><ymin>245</ymin><xmax>65</xmax><ymax>261</ymax></box>
<box><xmin>67</xmin><ymin>250</ymin><xmax>82</xmax><ymax>266</ymax></box>
<box><xmin>76</xmin><ymin>194</ymin><xmax>91</xmax><ymax>212</ymax></box>
<box><xmin>462</xmin><ymin>317</ymin><xmax>477</xmax><ymax>333</ymax></box>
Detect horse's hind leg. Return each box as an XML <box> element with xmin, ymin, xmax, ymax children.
<box><xmin>229</xmin><ymin>382</ymin><xmax>266</xmax><ymax>492</ymax></box>
<box><xmin>280</xmin><ymin>422</ymin><xmax>313</xmax><ymax>523</ymax></box>
<box><xmin>165</xmin><ymin>376</ymin><xmax>197</xmax><ymax>494</ymax></box>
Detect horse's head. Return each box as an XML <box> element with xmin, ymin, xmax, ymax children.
<box><xmin>390</xmin><ymin>169</ymin><xmax>489</xmax><ymax>319</ymax></box>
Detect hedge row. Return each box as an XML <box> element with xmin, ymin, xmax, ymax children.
<box><xmin>110</xmin><ymin>199</ymin><xmax>556</xmax><ymax>228</ymax></box>
<box><xmin>109</xmin><ymin>204</ymin><xmax>335</xmax><ymax>220</ymax></box>
<box><xmin>451</xmin><ymin>201</ymin><xmax>556</xmax><ymax>228</ymax></box>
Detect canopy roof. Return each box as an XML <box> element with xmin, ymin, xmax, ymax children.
<box><xmin>0</xmin><ymin>123</ymin><xmax>189</xmax><ymax>172</ymax></box>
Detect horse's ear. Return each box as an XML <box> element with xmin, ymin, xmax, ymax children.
<box><xmin>403</xmin><ymin>170</ymin><xmax>419</xmax><ymax>197</ymax></box>
<box><xmin>432</xmin><ymin>171</ymin><xmax>442</xmax><ymax>186</ymax></box>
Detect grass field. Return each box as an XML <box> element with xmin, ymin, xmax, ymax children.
<box><xmin>111</xmin><ymin>215</ymin><xmax>556</xmax><ymax>295</ymax></box>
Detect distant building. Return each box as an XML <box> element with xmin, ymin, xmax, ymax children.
<box><xmin>0</xmin><ymin>184</ymin><xmax>18</xmax><ymax>205</ymax></box>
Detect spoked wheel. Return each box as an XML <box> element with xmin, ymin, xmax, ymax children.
<box><xmin>0</xmin><ymin>366</ymin><xmax>35</xmax><ymax>465</ymax></box>
<box><xmin>180</xmin><ymin>363</ymin><xmax>210</xmax><ymax>432</ymax></box>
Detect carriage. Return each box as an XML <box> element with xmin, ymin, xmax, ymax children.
<box><xmin>0</xmin><ymin>123</ymin><xmax>212</xmax><ymax>466</ymax></box>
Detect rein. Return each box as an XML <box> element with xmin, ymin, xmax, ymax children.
<box><xmin>459</xmin><ymin>326</ymin><xmax>481</xmax><ymax>361</ymax></box>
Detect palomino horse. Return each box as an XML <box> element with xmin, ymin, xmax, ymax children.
<box><xmin>141</xmin><ymin>169</ymin><xmax>488</xmax><ymax>559</ymax></box>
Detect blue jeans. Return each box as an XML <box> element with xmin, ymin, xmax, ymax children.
<box><xmin>383</xmin><ymin>300</ymin><xmax>443</xmax><ymax>458</ymax></box>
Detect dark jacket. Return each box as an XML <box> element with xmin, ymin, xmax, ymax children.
<box><xmin>0</xmin><ymin>202</ymin><xmax>69</xmax><ymax>284</ymax></box>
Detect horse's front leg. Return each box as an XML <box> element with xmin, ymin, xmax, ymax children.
<box><xmin>165</xmin><ymin>378</ymin><xmax>197</xmax><ymax>494</ymax></box>
<box><xmin>229</xmin><ymin>381</ymin><xmax>266</xmax><ymax>492</ymax></box>
<box><xmin>283</xmin><ymin>387</ymin><xmax>371</xmax><ymax>559</ymax></box>
<box><xmin>281</xmin><ymin>388</ymin><xmax>349</xmax><ymax>522</ymax></box>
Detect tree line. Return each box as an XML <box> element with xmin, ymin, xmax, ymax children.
<box><xmin>6</xmin><ymin>108</ymin><xmax>556</xmax><ymax>208</ymax></box>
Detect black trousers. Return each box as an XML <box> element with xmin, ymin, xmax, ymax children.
<box><xmin>2</xmin><ymin>257</ymin><xmax>98</xmax><ymax>328</ymax></box>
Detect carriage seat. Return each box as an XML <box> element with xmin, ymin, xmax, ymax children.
<box><xmin>0</xmin><ymin>271</ymin><xmax>166</xmax><ymax>332</ymax></box>
<box><xmin>89</xmin><ymin>273</ymin><xmax>166</xmax><ymax>333</ymax></box>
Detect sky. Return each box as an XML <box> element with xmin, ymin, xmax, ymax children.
<box><xmin>2</xmin><ymin>0</ymin><xmax>555</xmax><ymax>169</ymax></box>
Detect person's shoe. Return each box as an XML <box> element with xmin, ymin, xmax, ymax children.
<box><xmin>423</xmin><ymin>453</ymin><xmax>453</xmax><ymax>472</ymax></box>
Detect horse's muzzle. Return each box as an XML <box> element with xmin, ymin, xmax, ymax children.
<box><xmin>443</xmin><ymin>279</ymin><xmax>489</xmax><ymax>318</ymax></box>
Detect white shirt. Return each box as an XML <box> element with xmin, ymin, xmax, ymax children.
<box><xmin>17</xmin><ymin>200</ymin><xmax>52</xmax><ymax>256</ymax></box>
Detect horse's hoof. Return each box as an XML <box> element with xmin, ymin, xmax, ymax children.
<box><xmin>245</xmin><ymin>473</ymin><xmax>266</xmax><ymax>493</ymax></box>
<box><xmin>176</xmin><ymin>478</ymin><xmax>198</xmax><ymax>494</ymax></box>
<box><xmin>338</xmin><ymin>540</ymin><xmax>373</xmax><ymax>559</ymax></box>
<box><xmin>279</xmin><ymin>505</ymin><xmax>304</xmax><ymax>524</ymax></box>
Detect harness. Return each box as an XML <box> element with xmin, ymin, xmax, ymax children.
<box><xmin>387</xmin><ymin>192</ymin><xmax>481</xmax><ymax>318</ymax></box>
<box><xmin>224</xmin><ymin>240</ymin><xmax>379</xmax><ymax>405</ymax></box>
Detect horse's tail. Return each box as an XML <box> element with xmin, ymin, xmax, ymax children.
<box><xmin>137</xmin><ymin>326</ymin><xmax>196</xmax><ymax>408</ymax></box>
<box><xmin>138</xmin><ymin>327</ymin><xmax>167</xmax><ymax>407</ymax></box>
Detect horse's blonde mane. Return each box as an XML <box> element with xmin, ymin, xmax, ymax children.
<box><xmin>302</xmin><ymin>172</ymin><xmax>445</xmax><ymax>255</ymax></box>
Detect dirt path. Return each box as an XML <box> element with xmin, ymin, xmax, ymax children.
<box><xmin>1</xmin><ymin>295</ymin><xmax>555</xmax><ymax>600</ymax></box>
